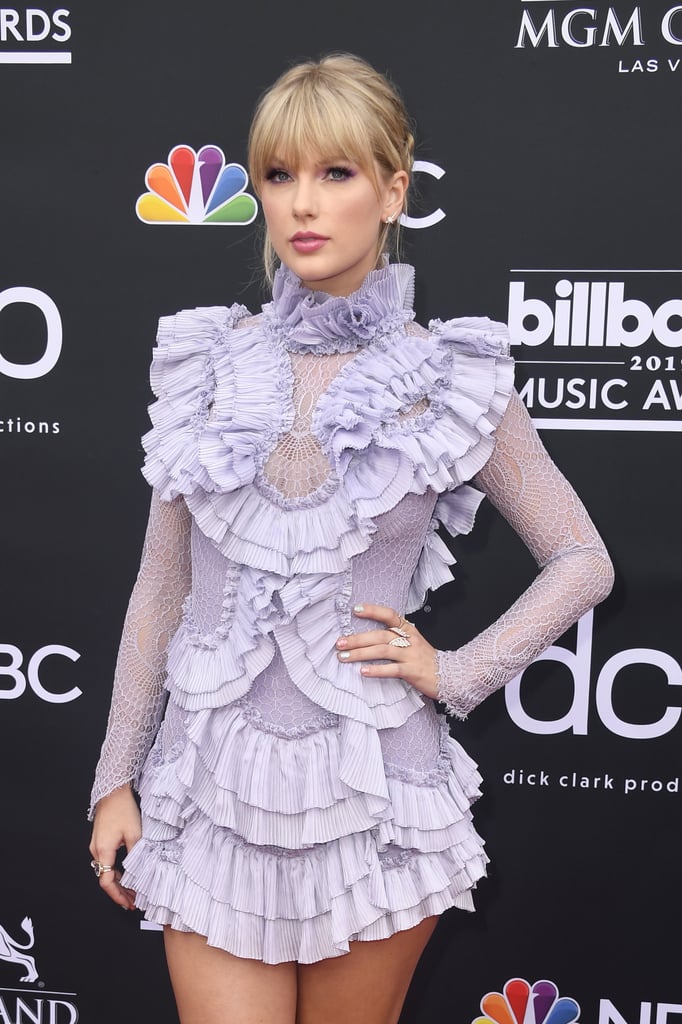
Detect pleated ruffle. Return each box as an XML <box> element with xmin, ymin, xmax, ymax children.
<box><xmin>125</xmin><ymin>719</ymin><xmax>487</xmax><ymax>964</ymax></box>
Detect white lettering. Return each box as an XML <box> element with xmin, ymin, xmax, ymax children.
<box><xmin>506</xmin><ymin>612</ymin><xmax>682</xmax><ymax>738</ymax></box>
<box><xmin>25</xmin><ymin>9</ymin><xmax>50</xmax><ymax>41</ymax></box>
<box><xmin>562</xmin><ymin>9</ymin><xmax>598</xmax><ymax>47</ymax></box>
<box><xmin>600</xmin><ymin>8</ymin><xmax>644</xmax><ymax>45</ymax></box>
<box><xmin>508</xmin><ymin>281</ymin><xmax>682</xmax><ymax>349</ymax></box>
<box><xmin>400</xmin><ymin>161</ymin><xmax>446</xmax><ymax>229</ymax></box>
<box><xmin>51</xmin><ymin>9</ymin><xmax>71</xmax><ymax>42</ymax></box>
<box><xmin>16</xmin><ymin>996</ymin><xmax>42</xmax><ymax>1022</ymax></box>
<box><xmin>656</xmin><ymin>1005</ymin><xmax>682</xmax><ymax>1024</ymax></box>
<box><xmin>0</xmin><ymin>8</ymin><xmax>22</xmax><ymax>41</ymax></box>
<box><xmin>662</xmin><ymin>6</ymin><xmax>682</xmax><ymax>44</ymax></box>
<box><xmin>0</xmin><ymin>644</ymin><xmax>27</xmax><ymax>699</ymax></box>
<box><xmin>599</xmin><ymin>1001</ymin><xmax>652</xmax><ymax>1024</ymax></box>
<box><xmin>0</xmin><ymin>8</ymin><xmax>71</xmax><ymax>44</ymax></box>
<box><xmin>0</xmin><ymin>287</ymin><xmax>62</xmax><ymax>379</ymax></box>
<box><xmin>0</xmin><ymin>998</ymin><xmax>81</xmax><ymax>1024</ymax></box>
<box><xmin>643</xmin><ymin>379</ymin><xmax>682</xmax><ymax>411</ymax></box>
<box><xmin>49</xmin><ymin>1000</ymin><xmax>78</xmax><ymax>1024</ymax></box>
<box><xmin>505</xmin><ymin>611</ymin><xmax>593</xmax><ymax>735</ymax></box>
<box><xmin>28</xmin><ymin>645</ymin><xmax>82</xmax><ymax>703</ymax></box>
<box><xmin>597</xmin><ymin>649</ymin><xmax>682</xmax><ymax>738</ymax></box>
<box><xmin>653</xmin><ymin>299</ymin><xmax>682</xmax><ymax>346</ymax></box>
<box><xmin>508</xmin><ymin>281</ymin><xmax>554</xmax><ymax>346</ymax></box>
<box><xmin>516</xmin><ymin>10</ymin><xmax>558</xmax><ymax>48</ymax></box>
<box><xmin>0</xmin><ymin>644</ymin><xmax>81</xmax><ymax>702</ymax></box>
<box><xmin>602</xmin><ymin>378</ymin><xmax>628</xmax><ymax>409</ymax></box>
<box><xmin>605</xmin><ymin>283</ymin><xmax>652</xmax><ymax>347</ymax></box>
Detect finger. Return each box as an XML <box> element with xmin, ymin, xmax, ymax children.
<box><xmin>338</xmin><ymin>643</ymin><xmax>406</xmax><ymax>664</ymax></box>
<box><xmin>337</xmin><ymin>629</ymin><xmax>397</xmax><ymax>651</ymax></box>
<box><xmin>352</xmin><ymin>603</ymin><xmax>404</xmax><ymax>628</ymax></box>
<box><xmin>91</xmin><ymin>841</ymin><xmax>135</xmax><ymax>909</ymax></box>
<box><xmin>359</xmin><ymin>661</ymin><xmax>412</xmax><ymax>679</ymax></box>
<box><xmin>99</xmin><ymin>868</ymin><xmax>136</xmax><ymax>911</ymax></box>
<box><xmin>91</xmin><ymin>844</ymin><xmax>119</xmax><ymax>872</ymax></box>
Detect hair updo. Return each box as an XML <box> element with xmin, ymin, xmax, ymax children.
<box><xmin>248</xmin><ymin>53</ymin><xmax>415</xmax><ymax>283</ymax></box>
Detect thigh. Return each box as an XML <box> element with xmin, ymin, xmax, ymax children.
<box><xmin>164</xmin><ymin>928</ymin><xmax>298</xmax><ymax>1024</ymax></box>
<box><xmin>295</xmin><ymin>916</ymin><xmax>438</xmax><ymax>1024</ymax></box>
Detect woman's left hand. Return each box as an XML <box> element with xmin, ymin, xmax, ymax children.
<box><xmin>336</xmin><ymin>602</ymin><xmax>439</xmax><ymax>700</ymax></box>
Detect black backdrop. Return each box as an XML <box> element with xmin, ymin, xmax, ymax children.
<box><xmin>1</xmin><ymin>3</ymin><xmax>680</xmax><ymax>1022</ymax></box>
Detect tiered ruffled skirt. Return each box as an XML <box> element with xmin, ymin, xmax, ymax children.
<box><xmin>123</xmin><ymin>662</ymin><xmax>488</xmax><ymax>964</ymax></box>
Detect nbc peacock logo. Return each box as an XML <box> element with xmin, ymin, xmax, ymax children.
<box><xmin>136</xmin><ymin>144</ymin><xmax>258</xmax><ymax>225</ymax></box>
<box><xmin>473</xmin><ymin>978</ymin><xmax>581</xmax><ymax>1024</ymax></box>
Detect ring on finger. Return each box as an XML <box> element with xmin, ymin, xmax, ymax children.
<box><xmin>388</xmin><ymin>634</ymin><xmax>411</xmax><ymax>648</ymax></box>
<box><xmin>388</xmin><ymin>625</ymin><xmax>410</xmax><ymax>639</ymax></box>
<box><xmin>91</xmin><ymin>859</ymin><xmax>115</xmax><ymax>878</ymax></box>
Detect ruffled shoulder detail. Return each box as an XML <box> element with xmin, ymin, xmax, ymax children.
<box><xmin>403</xmin><ymin>316</ymin><xmax>514</xmax><ymax>611</ymax></box>
<box><xmin>141</xmin><ymin>303</ymin><xmax>253</xmax><ymax>500</ymax></box>
<box><xmin>428</xmin><ymin>315</ymin><xmax>513</xmax><ymax>472</ymax></box>
<box><xmin>315</xmin><ymin>313</ymin><xmax>514</xmax><ymax>509</ymax></box>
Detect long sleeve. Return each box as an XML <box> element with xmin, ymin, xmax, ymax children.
<box><xmin>435</xmin><ymin>391</ymin><xmax>615</xmax><ymax>719</ymax></box>
<box><xmin>88</xmin><ymin>490</ymin><xmax>192</xmax><ymax>817</ymax></box>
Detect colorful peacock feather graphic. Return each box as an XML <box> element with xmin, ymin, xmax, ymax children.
<box><xmin>136</xmin><ymin>144</ymin><xmax>258</xmax><ymax>225</ymax></box>
<box><xmin>473</xmin><ymin>979</ymin><xmax>581</xmax><ymax>1024</ymax></box>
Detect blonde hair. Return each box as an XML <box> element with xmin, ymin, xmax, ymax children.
<box><xmin>248</xmin><ymin>53</ymin><xmax>414</xmax><ymax>283</ymax></box>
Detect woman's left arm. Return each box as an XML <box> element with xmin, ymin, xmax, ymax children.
<box><xmin>433</xmin><ymin>390</ymin><xmax>615</xmax><ymax>717</ymax></box>
<box><xmin>338</xmin><ymin>391</ymin><xmax>614</xmax><ymax>717</ymax></box>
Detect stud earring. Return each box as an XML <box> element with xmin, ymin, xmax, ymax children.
<box><xmin>385</xmin><ymin>213</ymin><xmax>396</xmax><ymax>225</ymax></box>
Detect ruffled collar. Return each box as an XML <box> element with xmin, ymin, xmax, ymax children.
<box><xmin>264</xmin><ymin>261</ymin><xmax>416</xmax><ymax>355</ymax></box>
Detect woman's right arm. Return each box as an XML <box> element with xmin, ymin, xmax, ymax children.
<box><xmin>88</xmin><ymin>489</ymin><xmax>192</xmax><ymax>907</ymax></box>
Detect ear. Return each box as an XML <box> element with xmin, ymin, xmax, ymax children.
<box><xmin>383</xmin><ymin>170</ymin><xmax>409</xmax><ymax>222</ymax></box>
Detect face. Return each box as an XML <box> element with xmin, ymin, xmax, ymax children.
<box><xmin>260</xmin><ymin>155</ymin><xmax>408</xmax><ymax>297</ymax></box>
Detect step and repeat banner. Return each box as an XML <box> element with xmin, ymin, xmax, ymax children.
<box><xmin>1</xmin><ymin>3</ymin><xmax>680</xmax><ymax>1023</ymax></box>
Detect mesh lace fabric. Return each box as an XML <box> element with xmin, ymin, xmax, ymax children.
<box><xmin>90</xmin><ymin>342</ymin><xmax>613</xmax><ymax>814</ymax></box>
<box><xmin>262</xmin><ymin>349</ymin><xmax>355</xmax><ymax>499</ymax></box>
<box><xmin>435</xmin><ymin>391</ymin><xmax>615</xmax><ymax>719</ymax></box>
<box><xmin>89</xmin><ymin>491</ymin><xmax>192</xmax><ymax>813</ymax></box>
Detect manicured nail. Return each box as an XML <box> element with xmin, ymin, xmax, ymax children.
<box><xmin>353</xmin><ymin>604</ymin><xmax>364</xmax><ymax>613</ymax></box>
<box><xmin>360</xmin><ymin>667</ymin><xmax>370</xmax><ymax>674</ymax></box>
<box><xmin>338</xmin><ymin>651</ymin><xmax>351</xmax><ymax>660</ymax></box>
<box><xmin>336</xmin><ymin>637</ymin><xmax>347</xmax><ymax>648</ymax></box>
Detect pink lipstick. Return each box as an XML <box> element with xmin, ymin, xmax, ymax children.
<box><xmin>290</xmin><ymin>232</ymin><xmax>328</xmax><ymax>253</ymax></box>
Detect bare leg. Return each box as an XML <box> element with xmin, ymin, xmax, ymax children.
<box><xmin>164</xmin><ymin>928</ymin><xmax>298</xmax><ymax>1024</ymax></box>
<box><xmin>296</xmin><ymin>916</ymin><xmax>438</xmax><ymax>1024</ymax></box>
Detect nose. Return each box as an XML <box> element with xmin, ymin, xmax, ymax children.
<box><xmin>291</xmin><ymin>175</ymin><xmax>318</xmax><ymax>219</ymax></box>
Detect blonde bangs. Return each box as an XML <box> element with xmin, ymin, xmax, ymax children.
<box><xmin>249</xmin><ymin>81</ymin><xmax>379</xmax><ymax>194</ymax></box>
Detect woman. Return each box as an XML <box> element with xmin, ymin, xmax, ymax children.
<box><xmin>89</xmin><ymin>54</ymin><xmax>614</xmax><ymax>1024</ymax></box>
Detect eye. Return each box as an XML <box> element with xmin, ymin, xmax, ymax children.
<box><xmin>265</xmin><ymin>168</ymin><xmax>291</xmax><ymax>184</ymax></box>
<box><xmin>326</xmin><ymin>166</ymin><xmax>355</xmax><ymax>181</ymax></box>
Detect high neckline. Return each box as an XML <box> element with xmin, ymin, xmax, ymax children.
<box><xmin>264</xmin><ymin>262</ymin><xmax>416</xmax><ymax>355</ymax></box>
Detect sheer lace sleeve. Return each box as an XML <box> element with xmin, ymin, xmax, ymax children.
<box><xmin>88</xmin><ymin>490</ymin><xmax>192</xmax><ymax>817</ymax></box>
<box><xmin>435</xmin><ymin>391</ymin><xmax>614</xmax><ymax>719</ymax></box>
